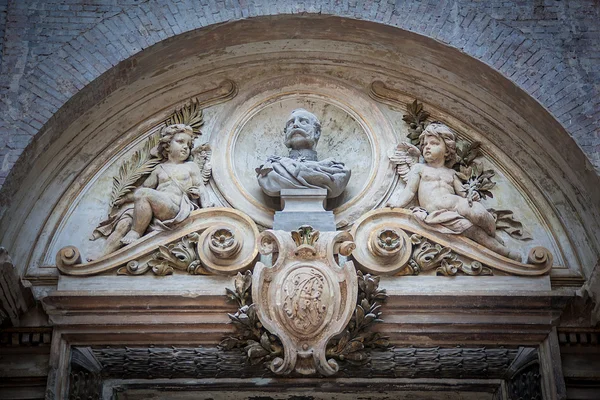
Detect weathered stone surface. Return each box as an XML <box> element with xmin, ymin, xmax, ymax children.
<box><xmin>0</xmin><ymin>0</ymin><xmax>598</xmax><ymax>197</ymax></box>
<box><xmin>274</xmin><ymin>189</ymin><xmax>335</xmax><ymax>232</ymax></box>
<box><xmin>0</xmin><ymin>14</ymin><xmax>596</xmax><ymax>289</ymax></box>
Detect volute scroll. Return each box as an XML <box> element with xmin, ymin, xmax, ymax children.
<box><xmin>351</xmin><ymin>209</ymin><xmax>553</xmax><ymax>277</ymax></box>
<box><xmin>56</xmin><ymin>208</ymin><xmax>259</xmax><ymax>276</ymax></box>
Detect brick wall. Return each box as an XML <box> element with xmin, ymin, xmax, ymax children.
<box><xmin>0</xmin><ymin>0</ymin><xmax>598</xmax><ymax>191</ymax></box>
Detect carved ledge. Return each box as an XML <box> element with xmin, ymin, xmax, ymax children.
<box><xmin>351</xmin><ymin>209</ymin><xmax>553</xmax><ymax>277</ymax></box>
<box><xmin>56</xmin><ymin>208</ymin><xmax>259</xmax><ymax>276</ymax></box>
<box><xmin>90</xmin><ymin>345</ymin><xmax>524</xmax><ymax>380</ymax></box>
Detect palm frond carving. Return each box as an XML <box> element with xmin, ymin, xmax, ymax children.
<box><xmin>165</xmin><ymin>98</ymin><xmax>205</xmax><ymax>134</ymax></box>
<box><xmin>109</xmin><ymin>135</ymin><xmax>160</xmax><ymax>209</ymax></box>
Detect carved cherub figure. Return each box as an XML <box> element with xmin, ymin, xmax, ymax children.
<box><xmin>386</xmin><ymin>122</ymin><xmax>520</xmax><ymax>261</ymax></box>
<box><xmin>91</xmin><ymin>123</ymin><xmax>214</xmax><ymax>257</ymax></box>
<box><xmin>118</xmin><ymin>124</ymin><xmax>213</xmax><ymax>244</ymax></box>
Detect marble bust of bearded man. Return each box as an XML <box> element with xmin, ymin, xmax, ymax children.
<box><xmin>256</xmin><ymin>108</ymin><xmax>351</xmax><ymax>199</ymax></box>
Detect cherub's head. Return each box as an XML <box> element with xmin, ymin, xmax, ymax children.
<box><xmin>283</xmin><ymin>108</ymin><xmax>322</xmax><ymax>150</ymax></box>
<box><xmin>157</xmin><ymin>124</ymin><xmax>195</xmax><ymax>162</ymax></box>
<box><xmin>419</xmin><ymin>122</ymin><xmax>457</xmax><ymax>166</ymax></box>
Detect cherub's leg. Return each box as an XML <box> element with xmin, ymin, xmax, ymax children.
<box><xmin>464</xmin><ymin>226</ymin><xmax>521</xmax><ymax>262</ymax></box>
<box><xmin>104</xmin><ymin>218</ymin><xmax>132</xmax><ymax>255</ymax></box>
<box><xmin>198</xmin><ymin>185</ymin><xmax>215</xmax><ymax>208</ymax></box>
<box><xmin>455</xmin><ymin>198</ymin><xmax>496</xmax><ymax>236</ymax></box>
<box><xmin>86</xmin><ymin>218</ymin><xmax>132</xmax><ymax>261</ymax></box>
<box><xmin>122</xmin><ymin>189</ymin><xmax>179</xmax><ymax>244</ymax></box>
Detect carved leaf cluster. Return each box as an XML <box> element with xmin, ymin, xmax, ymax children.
<box><xmin>457</xmin><ymin>164</ymin><xmax>496</xmax><ymax>206</ymax></box>
<box><xmin>326</xmin><ymin>271</ymin><xmax>389</xmax><ymax>365</ymax></box>
<box><xmin>118</xmin><ymin>233</ymin><xmax>209</xmax><ymax>276</ymax></box>
<box><xmin>220</xmin><ymin>272</ymin><xmax>283</xmax><ymax>366</ymax></box>
<box><xmin>225</xmin><ymin>270</ymin><xmax>252</xmax><ymax>307</ymax></box>
<box><xmin>165</xmin><ymin>98</ymin><xmax>205</xmax><ymax>134</ymax></box>
<box><xmin>409</xmin><ymin>234</ymin><xmax>493</xmax><ymax>277</ymax></box>
<box><xmin>402</xmin><ymin>99</ymin><xmax>430</xmax><ymax>145</ymax></box>
<box><xmin>109</xmin><ymin>134</ymin><xmax>160</xmax><ymax>209</ymax></box>
<box><xmin>488</xmin><ymin>209</ymin><xmax>533</xmax><ymax>241</ymax></box>
<box><xmin>454</xmin><ymin>140</ymin><xmax>482</xmax><ymax>170</ymax></box>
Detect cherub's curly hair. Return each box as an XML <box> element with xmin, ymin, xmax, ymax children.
<box><xmin>419</xmin><ymin>122</ymin><xmax>457</xmax><ymax>164</ymax></box>
<box><xmin>157</xmin><ymin>124</ymin><xmax>195</xmax><ymax>160</ymax></box>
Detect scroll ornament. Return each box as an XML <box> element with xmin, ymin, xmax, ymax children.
<box><xmin>57</xmin><ymin>208</ymin><xmax>259</xmax><ymax>276</ymax></box>
<box><xmin>351</xmin><ymin>209</ymin><xmax>553</xmax><ymax>277</ymax></box>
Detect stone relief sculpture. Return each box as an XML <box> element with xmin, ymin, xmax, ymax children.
<box><xmin>386</xmin><ymin>122</ymin><xmax>520</xmax><ymax>261</ymax></box>
<box><xmin>219</xmin><ymin>226</ymin><xmax>389</xmax><ymax>376</ymax></box>
<box><xmin>90</xmin><ymin>100</ymin><xmax>214</xmax><ymax>256</ymax></box>
<box><xmin>256</xmin><ymin>109</ymin><xmax>351</xmax><ymax>199</ymax></box>
<box><xmin>57</xmin><ymin>207</ymin><xmax>260</xmax><ymax>276</ymax></box>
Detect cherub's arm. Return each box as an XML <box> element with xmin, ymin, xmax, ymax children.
<box><xmin>187</xmin><ymin>162</ymin><xmax>214</xmax><ymax>207</ymax></box>
<box><xmin>386</xmin><ymin>164</ymin><xmax>422</xmax><ymax>208</ymax></box>
<box><xmin>453</xmin><ymin>173</ymin><xmax>467</xmax><ymax>198</ymax></box>
<box><xmin>142</xmin><ymin>168</ymin><xmax>159</xmax><ymax>188</ymax></box>
<box><xmin>186</xmin><ymin>162</ymin><xmax>203</xmax><ymax>199</ymax></box>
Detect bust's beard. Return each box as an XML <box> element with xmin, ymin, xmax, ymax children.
<box><xmin>284</xmin><ymin>129</ymin><xmax>317</xmax><ymax>150</ymax></box>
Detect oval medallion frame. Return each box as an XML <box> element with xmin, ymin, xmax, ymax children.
<box><xmin>210</xmin><ymin>74</ymin><xmax>397</xmax><ymax>228</ymax></box>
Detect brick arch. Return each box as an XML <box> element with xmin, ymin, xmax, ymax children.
<box><xmin>1</xmin><ymin>0</ymin><xmax>598</xmax><ymax>198</ymax></box>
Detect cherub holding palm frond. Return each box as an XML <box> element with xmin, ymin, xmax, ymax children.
<box><xmin>119</xmin><ymin>123</ymin><xmax>214</xmax><ymax>244</ymax></box>
<box><xmin>91</xmin><ymin>101</ymin><xmax>214</xmax><ymax>256</ymax></box>
<box><xmin>386</xmin><ymin>122</ymin><xmax>520</xmax><ymax>261</ymax></box>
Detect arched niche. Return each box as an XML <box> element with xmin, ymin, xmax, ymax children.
<box><xmin>0</xmin><ymin>15</ymin><xmax>597</xmax><ymax>288</ymax></box>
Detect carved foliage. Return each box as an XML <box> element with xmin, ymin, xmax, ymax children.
<box><xmin>409</xmin><ymin>234</ymin><xmax>493</xmax><ymax>277</ymax></box>
<box><xmin>109</xmin><ymin>135</ymin><xmax>160</xmax><ymax>209</ymax></box>
<box><xmin>489</xmin><ymin>209</ymin><xmax>533</xmax><ymax>241</ymax></box>
<box><xmin>220</xmin><ymin>271</ymin><xmax>283</xmax><ymax>366</ymax></box>
<box><xmin>119</xmin><ymin>232</ymin><xmax>205</xmax><ymax>276</ymax></box>
<box><xmin>326</xmin><ymin>271</ymin><xmax>389</xmax><ymax>365</ymax></box>
<box><xmin>165</xmin><ymin>97</ymin><xmax>205</xmax><ymax>133</ymax></box>
<box><xmin>402</xmin><ymin>99</ymin><xmax>430</xmax><ymax>145</ymax></box>
<box><xmin>119</xmin><ymin>227</ymin><xmax>243</xmax><ymax>276</ymax></box>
